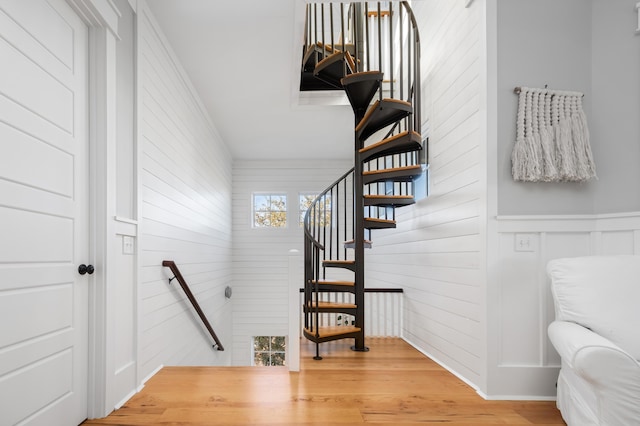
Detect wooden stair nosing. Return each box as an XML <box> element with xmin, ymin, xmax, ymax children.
<box><xmin>364</xmin><ymin>217</ymin><xmax>396</xmax><ymax>229</ymax></box>
<box><xmin>302</xmin><ymin>45</ymin><xmax>322</xmax><ymax>71</ymax></box>
<box><xmin>311</xmin><ymin>280</ymin><xmax>356</xmax><ymax>293</ymax></box>
<box><xmin>313</xmin><ymin>52</ymin><xmax>351</xmax><ymax>88</ymax></box>
<box><xmin>312</xmin><ymin>279</ymin><xmax>355</xmax><ymax>287</ymax></box>
<box><xmin>362</xmin><ymin>164</ymin><xmax>423</xmax><ymax>185</ymax></box>
<box><xmin>355</xmin><ymin>99</ymin><xmax>413</xmax><ymax>142</ymax></box>
<box><xmin>322</xmin><ymin>259</ymin><xmax>356</xmax><ymax>270</ymax></box>
<box><xmin>359</xmin><ymin>130</ymin><xmax>422</xmax><ymax>162</ymax></box>
<box><xmin>315</xmin><ymin>41</ymin><xmax>355</xmax><ymax>54</ymax></box>
<box><xmin>305</xmin><ymin>301</ymin><xmax>357</xmax><ymax>311</ymax></box>
<box><xmin>364</xmin><ymin>194</ymin><xmax>415</xmax><ymax>207</ymax></box>
<box><xmin>303</xmin><ymin>325</ymin><xmax>361</xmax><ymax>342</ymax></box>
<box><xmin>341</xmin><ymin>70</ymin><xmax>384</xmax><ymax>87</ymax></box>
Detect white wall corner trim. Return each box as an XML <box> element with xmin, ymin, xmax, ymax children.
<box><xmin>636</xmin><ymin>2</ymin><xmax>640</xmax><ymax>34</ymax></box>
<box><xmin>288</xmin><ymin>250</ymin><xmax>302</xmax><ymax>372</ymax></box>
<box><xmin>66</xmin><ymin>0</ymin><xmax>122</xmax><ymax>36</ymax></box>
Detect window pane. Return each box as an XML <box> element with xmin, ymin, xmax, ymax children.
<box><xmin>254</xmin><ymin>212</ymin><xmax>270</xmax><ymax>227</ymax></box>
<box><xmin>271</xmin><ymin>336</ymin><xmax>286</xmax><ymax>351</ymax></box>
<box><xmin>254</xmin><ymin>336</ymin><xmax>269</xmax><ymax>351</ymax></box>
<box><xmin>269</xmin><ymin>211</ymin><xmax>287</xmax><ymax>227</ymax></box>
<box><xmin>270</xmin><ymin>195</ymin><xmax>286</xmax><ymax>211</ymax></box>
<box><xmin>254</xmin><ymin>351</ymin><xmax>270</xmax><ymax>366</ymax></box>
<box><xmin>299</xmin><ymin>194</ymin><xmax>317</xmax><ymax>226</ymax></box>
<box><xmin>254</xmin><ymin>194</ymin><xmax>269</xmax><ymax>211</ymax></box>
<box><xmin>271</xmin><ymin>352</ymin><xmax>285</xmax><ymax>366</ymax></box>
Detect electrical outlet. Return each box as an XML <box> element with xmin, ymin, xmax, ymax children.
<box><xmin>515</xmin><ymin>234</ymin><xmax>535</xmax><ymax>252</ymax></box>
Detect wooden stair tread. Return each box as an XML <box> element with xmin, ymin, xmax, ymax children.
<box><xmin>355</xmin><ymin>99</ymin><xmax>410</xmax><ymax>132</ymax></box>
<box><xmin>364</xmin><ymin>194</ymin><xmax>415</xmax><ymax>207</ymax></box>
<box><xmin>314</xmin><ymin>51</ymin><xmax>356</xmax><ymax>89</ymax></box>
<box><xmin>363</xmin><ymin>164</ymin><xmax>422</xmax><ymax>175</ymax></box>
<box><xmin>359</xmin><ymin>130</ymin><xmax>422</xmax><ymax>161</ymax></box>
<box><xmin>355</xmin><ymin>99</ymin><xmax>413</xmax><ymax>142</ymax></box>
<box><xmin>341</xmin><ymin>70</ymin><xmax>383</xmax><ymax>85</ymax></box>
<box><xmin>322</xmin><ymin>259</ymin><xmax>356</xmax><ymax>271</ymax></box>
<box><xmin>364</xmin><ymin>194</ymin><xmax>413</xmax><ymax>199</ymax></box>
<box><xmin>315</xmin><ymin>41</ymin><xmax>355</xmax><ymax>54</ymax></box>
<box><xmin>364</xmin><ymin>217</ymin><xmax>397</xmax><ymax>230</ymax></box>
<box><xmin>362</xmin><ymin>164</ymin><xmax>422</xmax><ymax>185</ymax></box>
<box><xmin>304</xmin><ymin>326</ymin><xmax>361</xmax><ymax>338</ymax></box>
<box><xmin>306</xmin><ymin>301</ymin><xmax>357</xmax><ymax>309</ymax></box>
<box><xmin>365</xmin><ymin>217</ymin><xmax>396</xmax><ymax>224</ymax></box>
<box><xmin>312</xmin><ymin>279</ymin><xmax>355</xmax><ymax>286</ymax></box>
<box><xmin>341</xmin><ymin>71</ymin><xmax>384</xmax><ymax>114</ymax></box>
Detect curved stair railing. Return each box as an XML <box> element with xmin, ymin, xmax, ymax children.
<box><xmin>302</xmin><ymin>1</ymin><xmax>422</xmax><ymax>359</ymax></box>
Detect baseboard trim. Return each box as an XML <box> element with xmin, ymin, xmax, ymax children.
<box><xmin>402</xmin><ymin>337</ymin><xmax>482</xmax><ymax>396</ymax></box>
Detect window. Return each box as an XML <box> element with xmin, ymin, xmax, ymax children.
<box><xmin>299</xmin><ymin>193</ymin><xmax>317</xmax><ymax>227</ymax></box>
<box><xmin>299</xmin><ymin>193</ymin><xmax>331</xmax><ymax>227</ymax></box>
<box><xmin>253</xmin><ymin>193</ymin><xmax>287</xmax><ymax>228</ymax></box>
<box><xmin>253</xmin><ymin>336</ymin><xmax>286</xmax><ymax>366</ymax></box>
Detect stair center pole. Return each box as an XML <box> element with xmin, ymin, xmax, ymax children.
<box><xmin>352</xmin><ymin>111</ymin><xmax>369</xmax><ymax>353</ymax></box>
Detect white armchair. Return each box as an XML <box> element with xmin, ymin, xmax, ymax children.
<box><xmin>547</xmin><ymin>255</ymin><xmax>640</xmax><ymax>426</ymax></box>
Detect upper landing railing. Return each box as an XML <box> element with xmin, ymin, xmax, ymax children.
<box><xmin>303</xmin><ymin>1</ymin><xmax>421</xmax><ymax>132</ymax></box>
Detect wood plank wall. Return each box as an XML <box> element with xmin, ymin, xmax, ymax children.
<box><xmin>137</xmin><ymin>3</ymin><xmax>234</xmax><ymax>379</ymax></box>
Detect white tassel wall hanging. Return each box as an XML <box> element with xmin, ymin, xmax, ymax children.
<box><xmin>511</xmin><ymin>86</ymin><xmax>596</xmax><ymax>182</ymax></box>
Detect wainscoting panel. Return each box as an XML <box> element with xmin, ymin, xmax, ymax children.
<box><xmin>490</xmin><ymin>213</ymin><xmax>640</xmax><ymax>397</ymax></box>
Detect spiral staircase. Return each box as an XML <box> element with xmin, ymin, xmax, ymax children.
<box><xmin>301</xmin><ymin>1</ymin><xmax>424</xmax><ymax>359</ymax></box>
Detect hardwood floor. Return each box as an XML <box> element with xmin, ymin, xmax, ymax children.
<box><xmin>83</xmin><ymin>338</ymin><xmax>566</xmax><ymax>425</ymax></box>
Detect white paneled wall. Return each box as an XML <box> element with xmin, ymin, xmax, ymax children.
<box><xmin>488</xmin><ymin>212</ymin><xmax>640</xmax><ymax>397</ymax></box>
<box><xmin>232</xmin><ymin>159</ymin><xmax>351</xmax><ymax>365</ymax></box>
<box><xmin>137</xmin><ymin>2</ymin><xmax>233</xmax><ymax>379</ymax></box>
<box><xmin>366</xmin><ymin>0</ymin><xmax>486</xmax><ymax>389</ymax></box>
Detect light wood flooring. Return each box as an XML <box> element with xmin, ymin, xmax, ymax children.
<box><xmin>83</xmin><ymin>338</ymin><xmax>566</xmax><ymax>425</ymax></box>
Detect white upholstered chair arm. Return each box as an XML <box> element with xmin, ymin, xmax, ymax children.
<box><xmin>549</xmin><ymin>320</ymin><xmax>640</xmax><ymax>425</ymax></box>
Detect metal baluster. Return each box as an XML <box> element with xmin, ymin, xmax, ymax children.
<box><xmin>377</xmin><ymin>2</ymin><xmax>382</xmax><ymax>102</ymax></box>
<box><xmin>389</xmin><ymin>2</ymin><xmax>393</xmax><ymax>99</ymax></box>
<box><xmin>365</xmin><ymin>2</ymin><xmax>370</xmax><ymax>71</ymax></box>
<box><xmin>399</xmin><ymin>5</ymin><xmax>404</xmax><ymax>101</ymax></box>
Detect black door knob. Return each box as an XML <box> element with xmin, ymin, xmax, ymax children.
<box><xmin>78</xmin><ymin>264</ymin><xmax>95</xmax><ymax>275</ymax></box>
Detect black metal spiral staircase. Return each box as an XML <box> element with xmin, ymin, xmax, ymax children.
<box><xmin>301</xmin><ymin>1</ymin><xmax>423</xmax><ymax>360</ymax></box>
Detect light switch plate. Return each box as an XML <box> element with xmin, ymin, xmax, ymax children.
<box><xmin>515</xmin><ymin>234</ymin><xmax>536</xmax><ymax>252</ymax></box>
<box><xmin>123</xmin><ymin>235</ymin><xmax>135</xmax><ymax>255</ymax></box>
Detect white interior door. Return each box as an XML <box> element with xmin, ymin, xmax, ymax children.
<box><xmin>0</xmin><ymin>0</ymin><xmax>89</xmax><ymax>424</ymax></box>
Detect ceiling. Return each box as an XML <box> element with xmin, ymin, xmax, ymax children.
<box><xmin>146</xmin><ymin>0</ymin><xmax>354</xmax><ymax>161</ymax></box>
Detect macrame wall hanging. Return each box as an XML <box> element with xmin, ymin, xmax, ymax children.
<box><xmin>511</xmin><ymin>86</ymin><xmax>597</xmax><ymax>182</ymax></box>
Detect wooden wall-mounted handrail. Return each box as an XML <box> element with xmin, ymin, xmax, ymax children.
<box><xmin>162</xmin><ymin>260</ymin><xmax>224</xmax><ymax>351</ymax></box>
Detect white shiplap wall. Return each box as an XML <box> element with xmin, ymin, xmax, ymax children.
<box><xmin>365</xmin><ymin>0</ymin><xmax>487</xmax><ymax>389</ymax></box>
<box><xmin>137</xmin><ymin>2</ymin><xmax>233</xmax><ymax>379</ymax></box>
<box><xmin>232</xmin><ymin>159</ymin><xmax>351</xmax><ymax>365</ymax></box>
